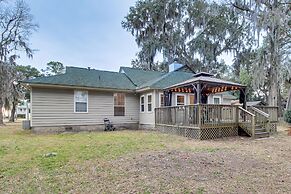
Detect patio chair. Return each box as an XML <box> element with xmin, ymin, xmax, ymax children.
<box><xmin>103</xmin><ymin>118</ymin><xmax>115</xmax><ymax>131</ymax></box>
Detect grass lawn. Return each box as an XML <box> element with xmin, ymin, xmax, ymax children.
<box><xmin>1</xmin><ymin>122</ymin><xmax>291</xmax><ymax>193</ymax></box>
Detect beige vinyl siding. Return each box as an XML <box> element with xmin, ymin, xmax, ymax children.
<box><xmin>31</xmin><ymin>87</ymin><xmax>139</xmax><ymax>127</ymax></box>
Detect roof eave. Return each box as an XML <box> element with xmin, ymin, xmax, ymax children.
<box><xmin>22</xmin><ymin>82</ymin><xmax>136</xmax><ymax>93</ymax></box>
<box><xmin>135</xmin><ymin>87</ymin><xmax>153</xmax><ymax>93</ymax></box>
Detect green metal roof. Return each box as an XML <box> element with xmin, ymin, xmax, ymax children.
<box><xmin>23</xmin><ymin>66</ymin><xmax>196</xmax><ymax>91</ymax></box>
<box><xmin>23</xmin><ymin>67</ymin><xmax>136</xmax><ymax>90</ymax></box>
<box><xmin>119</xmin><ymin>66</ymin><xmax>165</xmax><ymax>87</ymax></box>
<box><xmin>138</xmin><ymin>71</ymin><xmax>194</xmax><ymax>89</ymax></box>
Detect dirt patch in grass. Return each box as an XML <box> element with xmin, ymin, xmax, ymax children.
<box><xmin>52</xmin><ymin>148</ymin><xmax>291</xmax><ymax>193</ymax></box>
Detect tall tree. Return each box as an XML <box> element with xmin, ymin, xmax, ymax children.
<box><xmin>122</xmin><ymin>0</ymin><xmax>253</xmax><ymax>75</ymax></box>
<box><xmin>16</xmin><ymin>65</ymin><xmax>40</xmax><ymax>79</ymax></box>
<box><xmin>231</xmin><ymin>0</ymin><xmax>290</xmax><ymax>106</ymax></box>
<box><xmin>0</xmin><ymin>0</ymin><xmax>38</xmax><ymax>125</ymax></box>
<box><xmin>41</xmin><ymin>61</ymin><xmax>65</xmax><ymax>76</ymax></box>
<box><xmin>6</xmin><ymin>65</ymin><xmax>41</xmax><ymax>122</ymax></box>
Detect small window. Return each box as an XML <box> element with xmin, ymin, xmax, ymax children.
<box><xmin>114</xmin><ymin>93</ymin><xmax>125</xmax><ymax>116</ymax></box>
<box><xmin>147</xmin><ymin>94</ymin><xmax>152</xmax><ymax>112</ymax></box>
<box><xmin>176</xmin><ymin>95</ymin><xmax>185</xmax><ymax>106</ymax></box>
<box><xmin>140</xmin><ymin>96</ymin><xmax>145</xmax><ymax>112</ymax></box>
<box><xmin>189</xmin><ymin>94</ymin><xmax>195</xmax><ymax>105</ymax></box>
<box><xmin>214</xmin><ymin>97</ymin><xmax>220</xmax><ymax>104</ymax></box>
<box><xmin>75</xmin><ymin>91</ymin><xmax>88</xmax><ymax>113</ymax></box>
<box><xmin>160</xmin><ymin>93</ymin><xmax>164</xmax><ymax>107</ymax></box>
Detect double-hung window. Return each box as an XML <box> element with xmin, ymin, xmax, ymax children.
<box><xmin>147</xmin><ymin>94</ymin><xmax>152</xmax><ymax>112</ymax></box>
<box><xmin>74</xmin><ymin>91</ymin><xmax>88</xmax><ymax>113</ymax></box>
<box><xmin>114</xmin><ymin>93</ymin><xmax>125</xmax><ymax>116</ymax></box>
<box><xmin>140</xmin><ymin>96</ymin><xmax>145</xmax><ymax>112</ymax></box>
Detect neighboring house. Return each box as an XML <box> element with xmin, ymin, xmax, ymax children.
<box><xmin>208</xmin><ymin>92</ymin><xmax>237</xmax><ymax>105</ymax></box>
<box><xmin>22</xmin><ymin>63</ymin><xmax>239</xmax><ymax>132</ymax></box>
<box><xmin>16</xmin><ymin>100</ymin><xmax>30</xmax><ymax>118</ymax></box>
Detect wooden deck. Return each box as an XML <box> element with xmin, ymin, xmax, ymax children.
<box><xmin>155</xmin><ymin>104</ymin><xmax>278</xmax><ymax>140</ymax></box>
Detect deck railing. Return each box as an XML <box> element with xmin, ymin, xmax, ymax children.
<box><xmin>238</xmin><ymin>107</ymin><xmax>256</xmax><ymax>137</ymax></box>
<box><xmin>251</xmin><ymin>106</ymin><xmax>278</xmax><ymax>122</ymax></box>
<box><xmin>155</xmin><ymin>105</ymin><xmax>200</xmax><ymax>127</ymax></box>
<box><xmin>155</xmin><ymin>104</ymin><xmax>278</xmax><ymax>138</ymax></box>
<box><xmin>248</xmin><ymin>106</ymin><xmax>271</xmax><ymax>133</ymax></box>
<box><xmin>199</xmin><ymin>104</ymin><xmax>237</xmax><ymax>127</ymax></box>
<box><xmin>155</xmin><ymin>104</ymin><xmax>238</xmax><ymax>128</ymax></box>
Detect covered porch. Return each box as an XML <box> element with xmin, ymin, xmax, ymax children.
<box><xmin>155</xmin><ymin>73</ymin><xmax>278</xmax><ymax>140</ymax></box>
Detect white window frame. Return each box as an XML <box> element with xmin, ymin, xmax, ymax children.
<box><xmin>147</xmin><ymin>93</ymin><xmax>153</xmax><ymax>112</ymax></box>
<box><xmin>74</xmin><ymin>90</ymin><xmax>88</xmax><ymax>113</ymax></box>
<box><xmin>159</xmin><ymin>93</ymin><xmax>164</xmax><ymax>107</ymax></box>
<box><xmin>189</xmin><ymin>94</ymin><xmax>195</xmax><ymax>105</ymax></box>
<box><xmin>176</xmin><ymin>94</ymin><xmax>186</xmax><ymax>106</ymax></box>
<box><xmin>213</xmin><ymin>96</ymin><xmax>221</xmax><ymax>104</ymax></box>
<box><xmin>140</xmin><ymin>95</ymin><xmax>145</xmax><ymax>113</ymax></box>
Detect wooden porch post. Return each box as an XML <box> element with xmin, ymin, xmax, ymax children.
<box><xmin>197</xmin><ymin>82</ymin><xmax>202</xmax><ymax>128</ymax></box>
<box><xmin>197</xmin><ymin>82</ymin><xmax>201</xmax><ymax>104</ymax></box>
<box><xmin>164</xmin><ymin>91</ymin><xmax>173</xmax><ymax>107</ymax></box>
<box><xmin>243</xmin><ymin>88</ymin><xmax>247</xmax><ymax>109</ymax></box>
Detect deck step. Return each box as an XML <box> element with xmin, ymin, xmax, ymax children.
<box><xmin>255</xmin><ymin>131</ymin><xmax>269</xmax><ymax>138</ymax></box>
<box><xmin>255</xmin><ymin>128</ymin><xmax>267</xmax><ymax>133</ymax></box>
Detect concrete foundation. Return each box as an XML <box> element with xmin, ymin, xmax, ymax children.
<box><xmin>139</xmin><ymin>124</ymin><xmax>155</xmax><ymax>130</ymax></box>
<box><xmin>32</xmin><ymin>123</ymin><xmax>139</xmax><ymax>134</ymax></box>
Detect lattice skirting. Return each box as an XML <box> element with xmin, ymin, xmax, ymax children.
<box><xmin>156</xmin><ymin>125</ymin><xmax>238</xmax><ymax>140</ymax></box>
<box><xmin>269</xmin><ymin>123</ymin><xmax>277</xmax><ymax>134</ymax></box>
<box><xmin>200</xmin><ymin>126</ymin><xmax>238</xmax><ymax>140</ymax></box>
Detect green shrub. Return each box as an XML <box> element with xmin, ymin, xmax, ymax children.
<box><xmin>284</xmin><ymin>110</ymin><xmax>291</xmax><ymax>124</ymax></box>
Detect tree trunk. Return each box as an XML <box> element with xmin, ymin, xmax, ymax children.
<box><xmin>9</xmin><ymin>98</ymin><xmax>17</xmax><ymax>122</ymax></box>
<box><xmin>0</xmin><ymin>98</ymin><xmax>4</xmax><ymax>125</ymax></box>
<box><xmin>278</xmin><ymin>90</ymin><xmax>283</xmax><ymax>117</ymax></box>
<box><xmin>267</xmin><ymin>0</ymin><xmax>280</xmax><ymax>107</ymax></box>
<box><xmin>287</xmin><ymin>88</ymin><xmax>291</xmax><ymax>110</ymax></box>
<box><xmin>268</xmin><ymin>63</ymin><xmax>278</xmax><ymax>107</ymax></box>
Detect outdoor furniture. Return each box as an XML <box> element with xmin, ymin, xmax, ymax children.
<box><xmin>104</xmin><ymin>118</ymin><xmax>115</xmax><ymax>131</ymax></box>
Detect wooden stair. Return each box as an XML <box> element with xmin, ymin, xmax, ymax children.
<box><xmin>254</xmin><ymin>125</ymin><xmax>269</xmax><ymax>139</ymax></box>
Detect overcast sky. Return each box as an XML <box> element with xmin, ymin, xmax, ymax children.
<box><xmin>17</xmin><ymin>0</ymin><xmax>138</xmax><ymax>72</ymax></box>
<box><xmin>16</xmin><ymin>0</ymin><xmax>234</xmax><ymax>72</ymax></box>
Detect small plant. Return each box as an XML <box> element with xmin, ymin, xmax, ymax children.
<box><xmin>284</xmin><ymin>110</ymin><xmax>291</xmax><ymax>124</ymax></box>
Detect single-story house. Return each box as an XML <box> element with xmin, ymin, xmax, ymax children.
<box><xmin>22</xmin><ymin>63</ymin><xmax>240</xmax><ymax>133</ymax></box>
<box><xmin>16</xmin><ymin>100</ymin><xmax>30</xmax><ymax>118</ymax></box>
